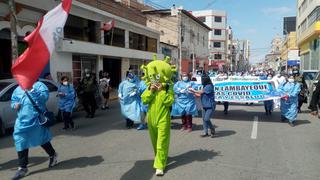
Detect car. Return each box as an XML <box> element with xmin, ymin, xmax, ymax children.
<box><xmin>301</xmin><ymin>70</ymin><xmax>319</xmax><ymax>93</ymax></box>
<box><xmin>0</xmin><ymin>79</ymin><xmax>59</xmax><ymax>136</ymax></box>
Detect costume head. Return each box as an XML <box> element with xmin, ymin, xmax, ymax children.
<box><xmin>141</xmin><ymin>55</ymin><xmax>176</xmax><ymax>86</ymax></box>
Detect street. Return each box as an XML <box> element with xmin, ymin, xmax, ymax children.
<box><xmin>1</xmin><ymin>101</ymin><xmax>320</xmax><ymax>180</ymax></box>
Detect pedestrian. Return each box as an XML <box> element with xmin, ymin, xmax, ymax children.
<box><xmin>137</xmin><ymin>79</ymin><xmax>148</xmax><ymax>130</ymax></box>
<box><xmin>99</xmin><ymin>72</ymin><xmax>111</xmax><ymax>110</ymax></box>
<box><xmin>190</xmin><ymin>75</ymin><xmax>216</xmax><ymax>138</ymax></box>
<box><xmin>264</xmin><ymin>74</ymin><xmax>274</xmax><ymax>115</ymax></box>
<box><xmin>309</xmin><ymin>80</ymin><xmax>320</xmax><ymax>116</ymax></box>
<box><xmin>297</xmin><ymin>75</ymin><xmax>307</xmax><ymax>113</ymax></box>
<box><xmin>58</xmin><ymin>76</ymin><xmax>76</xmax><ymax>130</ymax></box>
<box><xmin>278</xmin><ymin>75</ymin><xmax>301</xmax><ymax>127</ymax></box>
<box><xmin>223</xmin><ymin>102</ymin><xmax>229</xmax><ymax>115</ymax></box>
<box><xmin>171</xmin><ymin>72</ymin><xmax>198</xmax><ymax>132</ymax></box>
<box><xmin>79</xmin><ymin>69</ymin><xmax>97</xmax><ymax>118</ymax></box>
<box><xmin>118</xmin><ymin>72</ymin><xmax>141</xmax><ymax>129</ymax></box>
<box><xmin>11</xmin><ymin>81</ymin><xmax>58</xmax><ymax>180</ymax></box>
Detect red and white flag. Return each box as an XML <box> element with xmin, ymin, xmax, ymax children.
<box><xmin>11</xmin><ymin>0</ymin><xmax>72</xmax><ymax>90</ymax></box>
<box><xmin>101</xmin><ymin>20</ymin><xmax>115</xmax><ymax>31</ymax></box>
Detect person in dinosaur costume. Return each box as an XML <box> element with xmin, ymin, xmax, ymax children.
<box><xmin>141</xmin><ymin>55</ymin><xmax>176</xmax><ymax>176</ymax></box>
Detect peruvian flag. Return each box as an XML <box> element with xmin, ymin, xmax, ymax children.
<box><xmin>101</xmin><ymin>20</ymin><xmax>115</xmax><ymax>31</ymax></box>
<box><xmin>11</xmin><ymin>0</ymin><xmax>72</xmax><ymax>90</ymax></box>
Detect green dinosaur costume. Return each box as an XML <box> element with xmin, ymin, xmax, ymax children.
<box><xmin>141</xmin><ymin>55</ymin><xmax>176</xmax><ymax>170</ymax></box>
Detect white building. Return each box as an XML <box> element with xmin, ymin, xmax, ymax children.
<box><xmin>143</xmin><ymin>8</ymin><xmax>210</xmax><ymax>73</ymax></box>
<box><xmin>232</xmin><ymin>40</ymin><xmax>250</xmax><ymax>71</ymax></box>
<box><xmin>192</xmin><ymin>9</ymin><xmax>227</xmax><ymax>70</ymax></box>
<box><xmin>0</xmin><ymin>0</ymin><xmax>163</xmax><ymax>87</ymax></box>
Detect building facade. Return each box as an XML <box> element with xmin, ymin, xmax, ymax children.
<box><xmin>192</xmin><ymin>10</ymin><xmax>227</xmax><ymax>70</ymax></box>
<box><xmin>297</xmin><ymin>0</ymin><xmax>320</xmax><ymax>71</ymax></box>
<box><xmin>143</xmin><ymin>8</ymin><xmax>210</xmax><ymax>74</ymax></box>
<box><xmin>280</xmin><ymin>31</ymin><xmax>300</xmax><ymax>71</ymax></box>
<box><xmin>265</xmin><ymin>36</ymin><xmax>282</xmax><ymax>71</ymax></box>
<box><xmin>0</xmin><ymin>0</ymin><xmax>163</xmax><ymax>87</ymax></box>
<box><xmin>231</xmin><ymin>40</ymin><xmax>250</xmax><ymax>72</ymax></box>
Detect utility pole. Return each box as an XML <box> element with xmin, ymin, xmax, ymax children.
<box><xmin>8</xmin><ymin>0</ymin><xmax>18</xmax><ymax>64</ymax></box>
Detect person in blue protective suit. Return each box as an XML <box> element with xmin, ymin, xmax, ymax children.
<box><xmin>118</xmin><ymin>72</ymin><xmax>141</xmax><ymax>129</ymax></box>
<box><xmin>277</xmin><ymin>75</ymin><xmax>301</xmax><ymax>127</ymax></box>
<box><xmin>58</xmin><ymin>76</ymin><xmax>76</xmax><ymax>130</ymax></box>
<box><xmin>137</xmin><ymin>79</ymin><xmax>148</xmax><ymax>130</ymax></box>
<box><xmin>171</xmin><ymin>72</ymin><xmax>198</xmax><ymax>132</ymax></box>
<box><xmin>11</xmin><ymin>81</ymin><xmax>58</xmax><ymax>180</ymax></box>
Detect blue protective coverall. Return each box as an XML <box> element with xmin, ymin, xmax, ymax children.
<box><xmin>171</xmin><ymin>80</ymin><xmax>198</xmax><ymax>117</ymax></box>
<box><xmin>58</xmin><ymin>84</ymin><xmax>76</xmax><ymax>113</ymax></box>
<box><xmin>278</xmin><ymin>81</ymin><xmax>301</xmax><ymax>122</ymax></box>
<box><xmin>11</xmin><ymin>81</ymin><xmax>52</xmax><ymax>152</ymax></box>
<box><xmin>118</xmin><ymin>79</ymin><xmax>141</xmax><ymax>122</ymax></box>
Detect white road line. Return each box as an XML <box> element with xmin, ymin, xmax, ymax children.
<box><xmin>251</xmin><ymin>116</ymin><xmax>258</xmax><ymax>139</ymax></box>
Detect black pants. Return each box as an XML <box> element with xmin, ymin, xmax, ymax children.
<box><xmin>223</xmin><ymin>102</ymin><xmax>229</xmax><ymax>112</ymax></box>
<box><xmin>63</xmin><ymin>111</ymin><xmax>74</xmax><ymax>129</ymax></box>
<box><xmin>298</xmin><ymin>100</ymin><xmax>304</xmax><ymax>111</ymax></box>
<box><xmin>17</xmin><ymin>142</ymin><xmax>55</xmax><ymax>168</ymax></box>
<box><xmin>82</xmin><ymin>92</ymin><xmax>96</xmax><ymax>116</ymax></box>
<box><xmin>126</xmin><ymin>118</ymin><xmax>134</xmax><ymax>128</ymax></box>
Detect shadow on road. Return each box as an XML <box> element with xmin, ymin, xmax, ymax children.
<box><xmin>120</xmin><ymin>149</ymin><xmax>220</xmax><ymax>180</ymax></box>
<box><xmin>28</xmin><ymin>155</ymin><xmax>104</xmax><ymax>176</ymax></box>
<box><xmin>212</xmin><ymin>130</ymin><xmax>236</xmax><ymax>138</ymax></box>
<box><xmin>0</xmin><ymin>156</ymin><xmax>47</xmax><ymax>171</ymax></box>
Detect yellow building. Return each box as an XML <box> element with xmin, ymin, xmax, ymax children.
<box><xmin>281</xmin><ymin>32</ymin><xmax>299</xmax><ymax>70</ymax></box>
<box><xmin>297</xmin><ymin>0</ymin><xmax>320</xmax><ymax>70</ymax></box>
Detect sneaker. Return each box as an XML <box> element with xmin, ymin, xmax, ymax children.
<box><xmin>137</xmin><ymin>124</ymin><xmax>146</xmax><ymax>130</ymax></box>
<box><xmin>289</xmin><ymin>121</ymin><xmax>295</xmax><ymax>127</ymax></box>
<box><xmin>12</xmin><ymin>167</ymin><xmax>28</xmax><ymax>180</ymax></box>
<box><xmin>155</xmin><ymin>169</ymin><xmax>164</xmax><ymax>176</ymax></box>
<box><xmin>186</xmin><ymin>128</ymin><xmax>192</xmax><ymax>132</ymax></box>
<box><xmin>200</xmin><ymin>133</ymin><xmax>209</xmax><ymax>138</ymax></box>
<box><xmin>210</xmin><ymin>127</ymin><xmax>216</xmax><ymax>138</ymax></box>
<box><xmin>49</xmin><ymin>153</ymin><xmax>58</xmax><ymax>168</ymax></box>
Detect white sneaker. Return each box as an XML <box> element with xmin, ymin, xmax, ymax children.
<box><xmin>155</xmin><ymin>169</ymin><xmax>164</xmax><ymax>176</ymax></box>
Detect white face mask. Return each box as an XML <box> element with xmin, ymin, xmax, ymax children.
<box><xmin>267</xmin><ymin>77</ymin><xmax>272</xmax><ymax>80</ymax></box>
<box><xmin>63</xmin><ymin>81</ymin><xmax>68</xmax><ymax>86</ymax></box>
<box><xmin>288</xmin><ymin>79</ymin><xmax>294</xmax><ymax>83</ymax></box>
<box><xmin>182</xmin><ymin>77</ymin><xmax>188</xmax><ymax>81</ymax></box>
<box><xmin>86</xmin><ymin>74</ymin><xmax>90</xmax><ymax>77</ymax></box>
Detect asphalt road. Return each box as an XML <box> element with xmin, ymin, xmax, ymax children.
<box><xmin>1</xmin><ymin>101</ymin><xmax>320</xmax><ymax>180</ymax></box>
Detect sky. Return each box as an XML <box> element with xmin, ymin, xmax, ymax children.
<box><xmin>146</xmin><ymin>0</ymin><xmax>297</xmax><ymax>64</ymax></box>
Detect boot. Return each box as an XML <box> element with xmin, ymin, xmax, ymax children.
<box><xmin>186</xmin><ymin>115</ymin><xmax>192</xmax><ymax>132</ymax></box>
<box><xmin>181</xmin><ymin>116</ymin><xmax>187</xmax><ymax>131</ymax></box>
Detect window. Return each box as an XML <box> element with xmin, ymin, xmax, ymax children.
<box><xmin>214</xmin><ymin>42</ymin><xmax>221</xmax><ymax>48</ymax></box>
<box><xmin>41</xmin><ymin>81</ymin><xmax>58</xmax><ymax>92</ymax></box>
<box><xmin>214</xmin><ymin>54</ymin><xmax>222</xmax><ymax>60</ymax></box>
<box><xmin>129</xmin><ymin>32</ymin><xmax>146</xmax><ymax>51</ymax></box>
<box><xmin>0</xmin><ymin>85</ymin><xmax>18</xmax><ymax>102</ymax></box>
<box><xmin>104</xmin><ymin>28</ymin><xmax>125</xmax><ymax>47</ymax></box>
<box><xmin>197</xmin><ymin>16</ymin><xmax>206</xmax><ymax>23</ymax></box>
<box><xmin>214</xmin><ymin>29</ymin><xmax>222</xmax><ymax>35</ymax></box>
<box><xmin>147</xmin><ymin>37</ymin><xmax>157</xmax><ymax>53</ymax></box>
<box><xmin>308</xmin><ymin>6</ymin><xmax>320</xmax><ymax>27</ymax></box>
<box><xmin>64</xmin><ymin>15</ymin><xmax>97</xmax><ymax>43</ymax></box>
<box><xmin>215</xmin><ymin>16</ymin><xmax>222</xmax><ymax>22</ymax></box>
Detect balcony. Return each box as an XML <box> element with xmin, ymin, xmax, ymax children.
<box><xmin>56</xmin><ymin>39</ymin><xmax>163</xmax><ymax>60</ymax></box>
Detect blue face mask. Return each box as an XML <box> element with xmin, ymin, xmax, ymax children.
<box><xmin>182</xmin><ymin>77</ymin><xmax>188</xmax><ymax>82</ymax></box>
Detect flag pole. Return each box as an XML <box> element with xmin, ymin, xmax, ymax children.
<box><xmin>9</xmin><ymin>0</ymin><xmax>18</xmax><ymax>65</ymax></box>
<box><xmin>110</xmin><ymin>27</ymin><xmax>114</xmax><ymax>46</ymax></box>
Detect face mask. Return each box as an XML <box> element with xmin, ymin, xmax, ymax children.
<box><xmin>128</xmin><ymin>78</ymin><xmax>134</xmax><ymax>82</ymax></box>
<box><xmin>63</xmin><ymin>81</ymin><xmax>68</xmax><ymax>86</ymax></box>
<box><xmin>86</xmin><ymin>74</ymin><xmax>90</xmax><ymax>77</ymax></box>
<box><xmin>267</xmin><ymin>77</ymin><xmax>272</xmax><ymax>80</ymax></box>
<box><xmin>182</xmin><ymin>77</ymin><xmax>188</xmax><ymax>81</ymax></box>
<box><xmin>288</xmin><ymin>79</ymin><xmax>294</xmax><ymax>83</ymax></box>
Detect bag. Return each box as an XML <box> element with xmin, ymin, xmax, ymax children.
<box><xmin>25</xmin><ymin>91</ymin><xmax>56</xmax><ymax>127</ymax></box>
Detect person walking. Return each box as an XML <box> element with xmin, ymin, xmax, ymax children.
<box><xmin>118</xmin><ymin>72</ymin><xmax>141</xmax><ymax>128</ymax></box>
<box><xmin>99</xmin><ymin>72</ymin><xmax>111</xmax><ymax>110</ymax></box>
<box><xmin>11</xmin><ymin>81</ymin><xmax>58</xmax><ymax>180</ymax></box>
<box><xmin>190</xmin><ymin>75</ymin><xmax>216</xmax><ymax>137</ymax></box>
<box><xmin>58</xmin><ymin>76</ymin><xmax>76</xmax><ymax>130</ymax></box>
<box><xmin>171</xmin><ymin>72</ymin><xmax>198</xmax><ymax>132</ymax></box>
<box><xmin>278</xmin><ymin>75</ymin><xmax>301</xmax><ymax>127</ymax></box>
<box><xmin>264</xmin><ymin>74</ymin><xmax>274</xmax><ymax>115</ymax></box>
<box><xmin>79</xmin><ymin>69</ymin><xmax>97</xmax><ymax>118</ymax></box>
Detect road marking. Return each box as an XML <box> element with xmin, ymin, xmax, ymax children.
<box><xmin>251</xmin><ymin>116</ymin><xmax>258</xmax><ymax>139</ymax></box>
